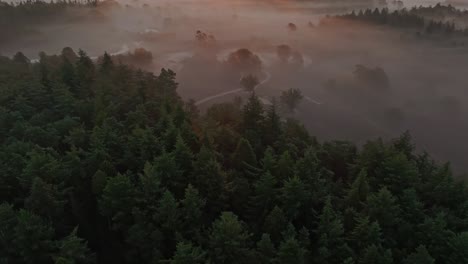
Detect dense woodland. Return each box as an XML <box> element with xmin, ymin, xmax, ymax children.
<box><xmin>0</xmin><ymin>47</ymin><xmax>468</xmax><ymax>263</ymax></box>
<box><xmin>0</xmin><ymin>0</ymin><xmax>100</xmax><ymax>44</ymax></box>
<box><xmin>321</xmin><ymin>6</ymin><xmax>468</xmax><ymax>38</ymax></box>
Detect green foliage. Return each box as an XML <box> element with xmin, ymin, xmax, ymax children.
<box><xmin>208</xmin><ymin>212</ymin><xmax>252</xmax><ymax>264</ymax></box>
<box><xmin>99</xmin><ymin>174</ymin><xmax>136</xmax><ymax>230</ymax></box>
<box><xmin>263</xmin><ymin>206</ymin><xmax>288</xmax><ymax>244</ymax></box>
<box><xmin>346</xmin><ymin>170</ymin><xmax>370</xmax><ymax>209</ymax></box>
<box><xmin>404</xmin><ymin>245</ymin><xmax>435</xmax><ymax>264</ymax></box>
<box><xmin>256</xmin><ymin>234</ymin><xmax>276</xmax><ymax>263</ymax></box>
<box><xmin>316</xmin><ymin>198</ymin><xmax>352</xmax><ymax>263</ymax></box>
<box><xmin>180</xmin><ymin>185</ymin><xmax>205</xmax><ymax>237</ymax></box>
<box><xmin>170</xmin><ymin>242</ymin><xmax>206</xmax><ymax>264</ymax></box>
<box><xmin>0</xmin><ymin>49</ymin><xmax>467</xmax><ymax>264</ymax></box>
<box><xmin>13</xmin><ymin>210</ymin><xmax>55</xmax><ymax>264</ymax></box>
<box><xmin>54</xmin><ymin>227</ymin><xmax>95</xmax><ymax>264</ymax></box>
<box><xmin>446</xmin><ymin>232</ymin><xmax>468</xmax><ymax>263</ymax></box>
<box><xmin>232</xmin><ymin>137</ymin><xmax>257</xmax><ymax>169</ymax></box>
<box><xmin>276</xmin><ymin>237</ymin><xmax>306</xmax><ymax>264</ymax></box>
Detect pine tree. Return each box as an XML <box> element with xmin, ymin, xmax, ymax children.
<box><xmin>173</xmin><ymin>135</ymin><xmax>193</xmax><ymax>176</ymax></box>
<box><xmin>276</xmin><ymin>237</ymin><xmax>306</xmax><ymax>264</ymax></box>
<box><xmin>232</xmin><ymin>137</ymin><xmax>257</xmax><ymax>170</ymax></box>
<box><xmin>180</xmin><ymin>185</ymin><xmax>206</xmax><ymax>238</ymax></box>
<box><xmin>359</xmin><ymin>244</ymin><xmax>393</xmax><ymax>264</ymax></box>
<box><xmin>170</xmin><ymin>242</ymin><xmax>206</xmax><ymax>264</ymax></box>
<box><xmin>152</xmin><ymin>151</ymin><xmax>184</xmax><ymax>197</ymax></box>
<box><xmin>13</xmin><ymin>210</ymin><xmax>55</xmax><ymax>264</ymax></box>
<box><xmin>446</xmin><ymin>232</ymin><xmax>468</xmax><ymax>264</ymax></box>
<box><xmin>346</xmin><ymin>170</ymin><xmax>370</xmax><ymax>210</ymax></box>
<box><xmin>0</xmin><ymin>203</ymin><xmax>17</xmax><ymax>261</ymax></box>
<box><xmin>91</xmin><ymin>170</ymin><xmax>107</xmax><ymax>195</ymax></box>
<box><xmin>256</xmin><ymin>234</ymin><xmax>276</xmax><ymax>263</ymax></box>
<box><xmin>261</xmin><ymin>147</ymin><xmax>277</xmax><ymax>174</ymax></box>
<box><xmin>54</xmin><ymin>227</ymin><xmax>95</xmax><ymax>264</ymax></box>
<box><xmin>367</xmin><ymin>187</ymin><xmax>400</xmax><ymax>231</ymax></box>
<box><xmin>281</xmin><ymin>176</ymin><xmax>311</xmax><ymax>221</ymax></box>
<box><xmin>158</xmin><ymin>190</ymin><xmax>180</xmax><ymax>234</ymax></box>
<box><xmin>403</xmin><ymin>245</ymin><xmax>435</xmax><ymax>264</ymax></box>
<box><xmin>208</xmin><ymin>212</ymin><xmax>252</xmax><ymax>264</ymax></box>
<box><xmin>138</xmin><ymin>162</ymin><xmax>163</xmax><ymax>205</ymax></box>
<box><xmin>24</xmin><ymin>177</ymin><xmax>66</xmax><ymax>222</ymax></box>
<box><xmin>275</xmin><ymin>151</ymin><xmax>295</xmax><ymax>181</ymax></box>
<box><xmin>263</xmin><ymin>206</ymin><xmax>288</xmax><ymax>244</ymax></box>
<box><xmin>75</xmin><ymin>49</ymin><xmax>95</xmax><ymax>98</ymax></box>
<box><xmin>242</xmin><ymin>93</ymin><xmax>264</xmax><ymax>131</ymax></box>
<box><xmin>190</xmin><ymin>146</ymin><xmax>225</xmax><ymax>216</ymax></box>
<box><xmin>99</xmin><ymin>174</ymin><xmax>136</xmax><ymax>230</ymax></box>
<box><xmin>349</xmin><ymin>215</ymin><xmax>382</xmax><ymax>251</ymax></box>
<box><xmin>61</xmin><ymin>57</ymin><xmax>77</xmax><ymax>90</ymax></box>
<box><xmin>316</xmin><ymin>198</ymin><xmax>353</xmax><ymax>263</ymax></box>
<box><xmin>99</xmin><ymin>52</ymin><xmax>114</xmax><ymax>74</ymax></box>
<box><xmin>392</xmin><ymin>131</ymin><xmax>414</xmax><ymax>160</ymax></box>
<box><xmin>376</xmin><ymin>153</ymin><xmax>419</xmax><ymax>195</ymax></box>
<box><xmin>263</xmin><ymin>99</ymin><xmax>282</xmax><ymax>145</ymax></box>
<box><xmin>249</xmin><ymin>172</ymin><xmax>277</xmax><ymax>220</ymax></box>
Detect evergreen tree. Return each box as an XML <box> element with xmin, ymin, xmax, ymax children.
<box><xmin>260</xmin><ymin>147</ymin><xmax>277</xmax><ymax>173</ymax></box>
<box><xmin>13</xmin><ymin>210</ymin><xmax>55</xmax><ymax>264</ymax></box>
<box><xmin>208</xmin><ymin>212</ymin><xmax>252</xmax><ymax>264</ymax></box>
<box><xmin>232</xmin><ymin>137</ymin><xmax>257</xmax><ymax>170</ymax></box>
<box><xmin>446</xmin><ymin>232</ymin><xmax>468</xmax><ymax>264</ymax></box>
<box><xmin>99</xmin><ymin>174</ymin><xmax>136</xmax><ymax>230</ymax></box>
<box><xmin>275</xmin><ymin>151</ymin><xmax>295</xmax><ymax>181</ymax></box>
<box><xmin>54</xmin><ymin>227</ymin><xmax>95</xmax><ymax>264</ymax></box>
<box><xmin>359</xmin><ymin>244</ymin><xmax>393</xmax><ymax>264</ymax></box>
<box><xmin>281</xmin><ymin>176</ymin><xmax>311</xmax><ymax>221</ymax></box>
<box><xmin>173</xmin><ymin>135</ymin><xmax>193</xmax><ymax>176</ymax></box>
<box><xmin>0</xmin><ymin>203</ymin><xmax>17</xmax><ymax>261</ymax></box>
<box><xmin>263</xmin><ymin>99</ymin><xmax>282</xmax><ymax>145</ymax></box>
<box><xmin>249</xmin><ymin>172</ymin><xmax>277</xmax><ymax>220</ymax></box>
<box><xmin>276</xmin><ymin>237</ymin><xmax>306</xmax><ymax>264</ymax></box>
<box><xmin>349</xmin><ymin>215</ymin><xmax>382</xmax><ymax>251</ymax></box>
<box><xmin>346</xmin><ymin>170</ymin><xmax>370</xmax><ymax>210</ymax></box>
<box><xmin>190</xmin><ymin>146</ymin><xmax>225</xmax><ymax>216</ymax></box>
<box><xmin>316</xmin><ymin>198</ymin><xmax>353</xmax><ymax>263</ymax></box>
<box><xmin>367</xmin><ymin>187</ymin><xmax>400</xmax><ymax>234</ymax></box>
<box><xmin>263</xmin><ymin>206</ymin><xmax>288</xmax><ymax>244</ymax></box>
<box><xmin>158</xmin><ymin>190</ymin><xmax>180</xmax><ymax>235</ymax></box>
<box><xmin>403</xmin><ymin>245</ymin><xmax>435</xmax><ymax>264</ymax></box>
<box><xmin>24</xmin><ymin>177</ymin><xmax>66</xmax><ymax>222</ymax></box>
<box><xmin>170</xmin><ymin>242</ymin><xmax>206</xmax><ymax>264</ymax></box>
<box><xmin>152</xmin><ymin>151</ymin><xmax>184</xmax><ymax>197</ymax></box>
<box><xmin>180</xmin><ymin>184</ymin><xmax>206</xmax><ymax>238</ymax></box>
<box><xmin>99</xmin><ymin>52</ymin><xmax>114</xmax><ymax>74</ymax></box>
<box><xmin>256</xmin><ymin>234</ymin><xmax>276</xmax><ymax>263</ymax></box>
<box><xmin>242</xmin><ymin>93</ymin><xmax>264</xmax><ymax>132</ymax></box>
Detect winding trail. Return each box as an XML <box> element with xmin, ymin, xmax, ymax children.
<box><xmin>195</xmin><ymin>70</ymin><xmax>272</xmax><ymax>106</ymax></box>
<box><xmin>304</xmin><ymin>96</ymin><xmax>322</xmax><ymax>105</ymax></box>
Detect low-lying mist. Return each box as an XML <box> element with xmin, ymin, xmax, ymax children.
<box><xmin>2</xmin><ymin>0</ymin><xmax>468</xmax><ymax>173</ymax></box>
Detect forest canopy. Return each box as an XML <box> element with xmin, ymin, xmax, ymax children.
<box><xmin>0</xmin><ymin>48</ymin><xmax>467</xmax><ymax>263</ymax></box>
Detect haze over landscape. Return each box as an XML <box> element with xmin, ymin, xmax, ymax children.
<box><xmin>1</xmin><ymin>0</ymin><xmax>468</xmax><ymax>263</ymax></box>
<box><xmin>4</xmin><ymin>0</ymin><xmax>467</xmax><ymax>170</ymax></box>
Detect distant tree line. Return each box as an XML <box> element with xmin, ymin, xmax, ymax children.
<box><xmin>320</xmin><ymin>6</ymin><xmax>468</xmax><ymax>36</ymax></box>
<box><xmin>0</xmin><ymin>0</ymin><xmax>100</xmax><ymax>45</ymax></box>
